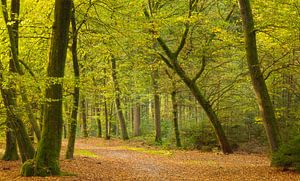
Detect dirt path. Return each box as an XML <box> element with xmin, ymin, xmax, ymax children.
<box><xmin>0</xmin><ymin>138</ymin><xmax>299</xmax><ymax>180</ymax></box>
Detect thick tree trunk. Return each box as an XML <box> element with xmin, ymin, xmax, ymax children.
<box><xmin>21</xmin><ymin>0</ymin><xmax>72</xmax><ymax>176</ymax></box>
<box><xmin>111</xmin><ymin>57</ymin><xmax>129</xmax><ymax>140</ymax></box>
<box><xmin>133</xmin><ymin>103</ymin><xmax>141</xmax><ymax>136</ymax></box>
<box><xmin>239</xmin><ymin>0</ymin><xmax>280</xmax><ymax>153</ymax></box>
<box><xmin>2</xmin><ymin>120</ymin><xmax>19</xmax><ymax>161</ymax></box>
<box><xmin>152</xmin><ymin>70</ymin><xmax>161</xmax><ymax>143</ymax></box>
<box><xmin>171</xmin><ymin>90</ymin><xmax>181</xmax><ymax>147</ymax></box>
<box><xmin>81</xmin><ymin>98</ymin><xmax>88</xmax><ymax>138</ymax></box>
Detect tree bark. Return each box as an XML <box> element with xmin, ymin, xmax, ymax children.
<box><xmin>111</xmin><ymin>57</ymin><xmax>129</xmax><ymax>140</ymax></box>
<box><xmin>21</xmin><ymin>0</ymin><xmax>72</xmax><ymax>176</ymax></box>
<box><xmin>81</xmin><ymin>97</ymin><xmax>88</xmax><ymax>138</ymax></box>
<box><xmin>104</xmin><ymin>100</ymin><xmax>110</xmax><ymax>140</ymax></box>
<box><xmin>1</xmin><ymin>0</ymin><xmax>41</xmax><ymax>141</ymax></box>
<box><xmin>152</xmin><ymin>69</ymin><xmax>161</xmax><ymax>143</ymax></box>
<box><xmin>2</xmin><ymin>121</ymin><xmax>19</xmax><ymax>161</ymax></box>
<box><xmin>239</xmin><ymin>0</ymin><xmax>280</xmax><ymax>153</ymax></box>
<box><xmin>133</xmin><ymin>103</ymin><xmax>141</xmax><ymax>136</ymax></box>
<box><xmin>0</xmin><ymin>88</ymin><xmax>35</xmax><ymax>162</ymax></box>
<box><xmin>96</xmin><ymin>106</ymin><xmax>102</xmax><ymax>138</ymax></box>
<box><xmin>171</xmin><ymin>88</ymin><xmax>181</xmax><ymax>147</ymax></box>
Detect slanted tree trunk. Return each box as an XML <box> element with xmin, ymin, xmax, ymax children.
<box><xmin>111</xmin><ymin>57</ymin><xmax>129</xmax><ymax>140</ymax></box>
<box><xmin>239</xmin><ymin>0</ymin><xmax>280</xmax><ymax>153</ymax></box>
<box><xmin>133</xmin><ymin>103</ymin><xmax>141</xmax><ymax>136</ymax></box>
<box><xmin>145</xmin><ymin>1</ymin><xmax>232</xmax><ymax>154</ymax></box>
<box><xmin>2</xmin><ymin>121</ymin><xmax>19</xmax><ymax>161</ymax></box>
<box><xmin>152</xmin><ymin>69</ymin><xmax>162</xmax><ymax>143</ymax></box>
<box><xmin>21</xmin><ymin>0</ymin><xmax>72</xmax><ymax>176</ymax></box>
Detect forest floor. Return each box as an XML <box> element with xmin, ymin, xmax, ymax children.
<box><xmin>0</xmin><ymin>138</ymin><xmax>299</xmax><ymax>180</ymax></box>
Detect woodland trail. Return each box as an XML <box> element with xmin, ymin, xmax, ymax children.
<box><xmin>0</xmin><ymin>138</ymin><xmax>299</xmax><ymax>180</ymax></box>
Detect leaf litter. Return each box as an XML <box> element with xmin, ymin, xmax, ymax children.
<box><xmin>0</xmin><ymin>138</ymin><xmax>299</xmax><ymax>180</ymax></box>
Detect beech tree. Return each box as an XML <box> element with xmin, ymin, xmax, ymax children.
<box><xmin>0</xmin><ymin>0</ymin><xmax>35</xmax><ymax>162</ymax></box>
<box><xmin>238</xmin><ymin>0</ymin><xmax>281</xmax><ymax>153</ymax></box>
<box><xmin>145</xmin><ymin>0</ymin><xmax>233</xmax><ymax>154</ymax></box>
<box><xmin>21</xmin><ymin>0</ymin><xmax>72</xmax><ymax>176</ymax></box>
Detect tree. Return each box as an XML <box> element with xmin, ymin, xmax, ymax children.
<box><xmin>152</xmin><ymin>69</ymin><xmax>162</xmax><ymax>142</ymax></box>
<box><xmin>66</xmin><ymin>2</ymin><xmax>81</xmax><ymax>159</ymax></box>
<box><xmin>133</xmin><ymin>102</ymin><xmax>141</xmax><ymax>136</ymax></box>
<box><xmin>145</xmin><ymin>0</ymin><xmax>233</xmax><ymax>154</ymax></box>
<box><xmin>238</xmin><ymin>0</ymin><xmax>281</xmax><ymax>153</ymax></box>
<box><xmin>81</xmin><ymin>97</ymin><xmax>89</xmax><ymax>137</ymax></box>
<box><xmin>0</xmin><ymin>0</ymin><xmax>35</xmax><ymax>162</ymax></box>
<box><xmin>111</xmin><ymin>56</ymin><xmax>129</xmax><ymax>140</ymax></box>
<box><xmin>21</xmin><ymin>0</ymin><xmax>72</xmax><ymax>176</ymax></box>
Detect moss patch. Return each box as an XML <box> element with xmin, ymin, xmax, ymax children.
<box><xmin>75</xmin><ymin>150</ymin><xmax>99</xmax><ymax>158</ymax></box>
<box><xmin>119</xmin><ymin>146</ymin><xmax>173</xmax><ymax>156</ymax></box>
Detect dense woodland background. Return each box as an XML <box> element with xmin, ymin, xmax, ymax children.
<box><xmin>0</xmin><ymin>0</ymin><xmax>299</xmax><ymax>177</ymax></box>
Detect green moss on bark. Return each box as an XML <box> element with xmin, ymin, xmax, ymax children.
<box><xmin>21</xmin><ymin>159</ymin><xmax>35</xmax><ymax>176</ymax></box>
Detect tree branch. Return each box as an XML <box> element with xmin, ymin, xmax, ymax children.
<box><xmin>158</xmin><ymin>53</ymin><xmax>173</xmax><ymax>69</ymax></box>
<box><xmin>157</xmin><ymin>37</ymin><xmax>174</xmax><ymax>59</ymax></box>
<box><xmin>192</xmin><ymin>56</ymin><xmax>206</xmax><ymax>82</ymax></box>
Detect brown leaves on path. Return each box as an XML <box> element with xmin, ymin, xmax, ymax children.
<box><xmin>0</xmin><ymin>138</ymin><xmax>299</xmax><ymax>180</ymax></box>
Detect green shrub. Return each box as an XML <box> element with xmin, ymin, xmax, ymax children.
<box><xmin>272</xmin><ymin>135</ymin><xmax>300</xmax><ymax>172</ymax></box>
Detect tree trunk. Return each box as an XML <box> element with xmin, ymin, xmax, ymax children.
<box><xmin>66</xmin><ymin>4</ymin><xmax>81</xmax><ymax>159</ymax></box>
<box><xmin>111</xmin><ymin>57</ymin><xmax>129</xmax><ymax>140</ymax></box>
<box><xmin>174</xmin><ymin>64</ymin><xmax>232</xmax><ymax>153</ymax></box>
<box><xmin>1</xmin><ymin>0</ymin><xmax>41</xmax><ymax>141</ymax></box>
<box><xmin>96</xmin><ymin>107</ymin><xmax>102</xmax><ymax>138</ymax></box>
<box><xmin>81</xmin><ymin>97</ymin><xmax>88</xmax><ymax>138</ymax></box>
<box><xmin>0</xmin><ymin>89</ymin><xmax>35</xmax><ymax>162</ymax></box>
<box><xmin>2</xmin><ymin>120</ymin><xmax>19</xmax><ymax>161</ymax></box>
<box><xmin>104</xmin><ymin>100</ymin><xmax>110</xmax><ymax>140</ymax></box>
<box><xmin>239</xmin><ymin>0</ymin><xmax>280</xmax><ymax>153</ymax></box>
<box><xmin>0</xmin><ymin>0</ymin><xmax>36</xmax><ymax>159</ymax></box>
<box><xmin>133</xmin><ymin>103</ymin><xmax>141</xmax><ymax>136</ymax></box>
<box><xmin>21</xmin><ymin>0</ymin><xmax>72</xmax><ymax>176</ymax></box>
<box><xmin>152</xmin><ymin>69</ymin><xmax>162</xmax><ymax>143</ymax></box>
<box><xmin>171</xmin><ymin>89</ymin><xmax>181</xmax><ymax>147</ymax></box>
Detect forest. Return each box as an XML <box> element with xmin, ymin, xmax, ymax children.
<box><xmin>0</xmin><ymin>0</ymin><xmax>299</xmax><ymax>180</ymax></box>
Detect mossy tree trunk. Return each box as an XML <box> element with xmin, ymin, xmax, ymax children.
<box><xmin>2</xmin><ymin>120</ymin><xmax>19</xmax><ymax>161</ymax></box>
<box><xmin>21</xmin><ymin>0</ymin><xmax>72</xmax><ymax>176</ymax></box>
<box><xmin>111</xmin><ymin>57</ymin><xmax>129</xmax><ymax>140</ymax></box>
<box><xmin>239</xmin><ymin>0</ymin><xmax>280</xmax><ymax>153</ymax></box>
<box><xmin>0</xmin><ymin>88</ymin><xmax>35</xmax><ymax>162</ymax></box>
<box><xmin>66</xmin><ymin>3</ymin><xmax>80</xmax><ymax>159</ymax></box>
<box><xmin>0</xmin><ymin>0</ymin><xmax>35</xmax><ymax>162</ymax></box>
<box><xmin>1</xmin><ymin>0</ymin><xmax>41</xmax><ymax>141</ymax></box>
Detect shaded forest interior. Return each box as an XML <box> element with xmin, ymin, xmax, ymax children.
<box><xmin>0</xmin><ymin>0</ymin><xmax>299</xmax><ymax>178</ymax></box>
